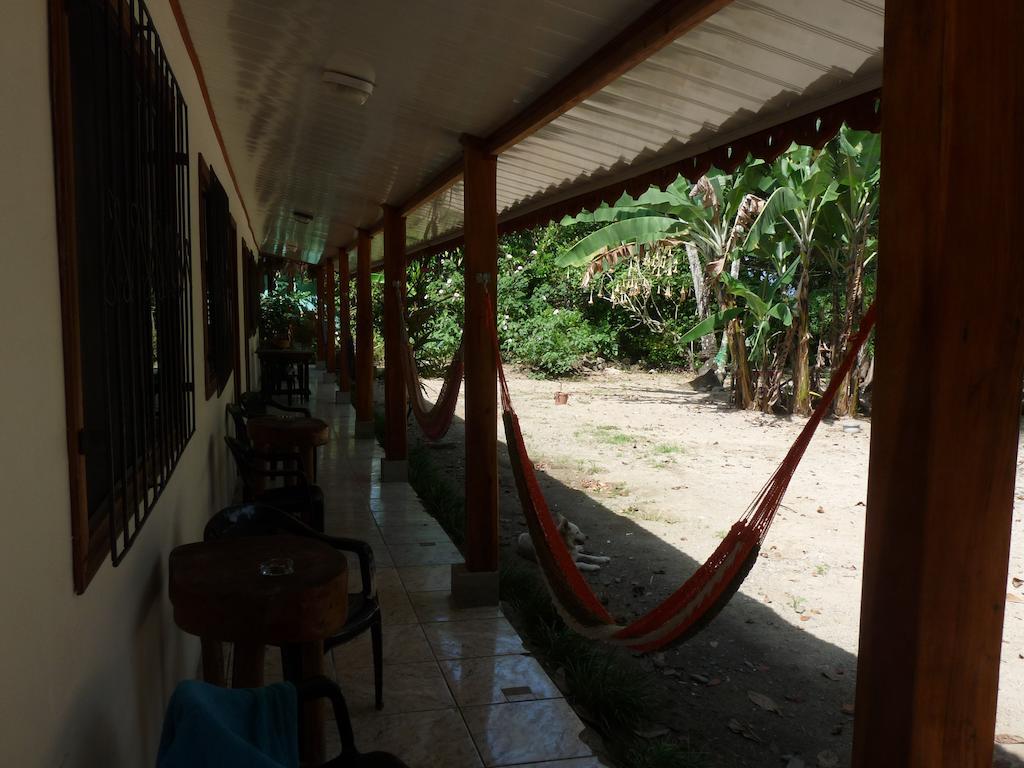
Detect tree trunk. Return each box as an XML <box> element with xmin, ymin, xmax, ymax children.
<box><xmin>832</xmin><ymin>242</ymin><xmax>867</xmax><ymax>417</ymax></box>
<box><xmin>791</xmin><ymin>259</ymin><xmax>812</xmax><ymax>416</ymax></box>
<box><xmin>686</xmin><ymin>243</ymin><xmax>717</xmax><ymax>360</ymax></box>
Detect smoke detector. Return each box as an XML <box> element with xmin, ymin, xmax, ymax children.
<box><xmin>321</xmin><ymin>69</ymin><xmax>374</xmax><ymax>105</ymax></box>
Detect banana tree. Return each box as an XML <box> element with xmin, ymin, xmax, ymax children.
<box><xmin>558</xmin><ymin>161</ymin><xmax>794</xmax><ymax>408</ymax></box>
<box><xmin>827</xmin><ymin>128</ymin><xmax>880</xmax><ymax>417</ymax></box>
<box><xmin>772</xmin><ymin>145</ymin><xmax>840</xmax><ymax>415</ymax></box>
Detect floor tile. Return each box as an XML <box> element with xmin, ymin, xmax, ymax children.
<box><xmin>350</xmin><ymin>708</ymin><xmax>483</xmax><ymax>768</ymax></box>
<box><xmin>440</xmin><ymin>655</ymin><xmax>561</xmax><ymax>706</ymax></box>
<box><xmin>389</xmin><ymin>541</ymin><xmax>464</xmax><ymax>567</ymax></box>
<box><xmin>399</xmin><ymin>565</ymin><xmax>452</xmax><ymax>592</ymax></box>
<box><xmin>424</xmin><ymin>618</ymin><xmax>526</xmax><ymax>660</ymax></box>
<box><xmin>333</xmin><ymin>623</ymin><xmax>434</xmax><ymax>668</ymax></box>
<box><xmin>380</xmin><ymin>585</ymin><xmax>420</xmax><ymax>625</ymax></box>
<box><xmin>409</xmin><ymin>590</ymin><xmax>503</xmax><ymax>623</ymax></box>
<box><xmin>343</xmin><ymin>660</ymin><xmax>455</xmax><ymax>717</ymax></box>
<box><xmin>462</xmin><ymin>699</ymin><xmax>592</xmax><ymax>766</ymax></box>
<box><xmin>380</xmin><ymin>522</ymin><xmax>449</xmax><ymax>544</ymax></box>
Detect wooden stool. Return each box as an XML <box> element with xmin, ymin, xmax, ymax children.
<box><xmin>247</xmin><ymin>414</ymin><xmax>329</xmax><ymax>482</ymax></box>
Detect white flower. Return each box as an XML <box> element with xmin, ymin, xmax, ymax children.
<box><xmin>516</xmin><ymin>265</ymin><xmax>523</xmax><ymax>271</ymax></box>
<box><xmin>553</xmin><ymin>308</ymin><xmax>560</xmax><ymax>315</ymax></box>
<box><xmin>446</xmin><ymin>278</ymin><xmax>452</xmax><ymax>285</ymax></box>
<box><xmin>530</xmin><ymin>249</ymin><xmax>538</xmax><ymax>256</ymax></box>
<box><xmin>504</xmin><ymin>253</ymin><xmax>512</xmax><ymax>259</ymax></box>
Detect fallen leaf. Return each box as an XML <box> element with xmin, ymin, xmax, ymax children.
<box><xmin>690</xmin><ymin>673</ymin><xmax>710</xmax><ymax>685</ymax></box>
<box><xmin>841</xmin><ymin>702</ymin><xmax>855</xmax><ymax>715</ymax></box>
<box><xmin>817</xmin><ymin>750</ymin><xmax>839</xmax><ymax>767</ymax></box>
<box><xmin>748</xmin><ymin>691</ymin><xmax>783</xmax><ymax>715</ymax></box>
<box><xmin>1012</xmin><ymin>577</ymin><xmax>1023</xmax><ymax>588</ymax></box>
<box><xmin>800</xmin><ymin>615</ymin><xmax>812</xmax><ymax>622</ymax></box>
<box><xmin>727</xmin><ymin>718</ymin><xmax>762</xmax><ymax>743</ymax></box>
<box><xmin>1008</xmin><ymin>593</ymin><xmax>1024</xmax><ymax>604</ymax></box>
<box><xmin>996</xmin><ymin>734</ymin><xmax>1024</xmax><ymax>745</ymax></box>
<box><xmin>821</xmin><ymin>668</ymin><xmax>844</xmax><ymax>681</ymax></box>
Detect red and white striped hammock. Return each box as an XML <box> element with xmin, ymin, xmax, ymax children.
<box><xmin>491</xmin><ymin>294</ymin><xmax>877</xmax><ymax>651</ymax></box>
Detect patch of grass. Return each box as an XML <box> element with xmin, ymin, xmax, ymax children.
<box><xmin>576</xmin><ymin>424</ymin><xmax>634</xmax><ymax>446</ymax></box>
<box><xmin>714</xmin><ymin>529</ymin><xmax>728</xmax><ymax>539</ymax></box>
<box><xmin>622</xmin><ymin>505</ymin><xmax>675</xmax><ymax>524</ymax></box>
<box><xmin>651</xmin><ymin>442</ymin><xmax>684</xmax><ymax>455</ymax></box>
<box><xmin>626</xmin><ymin>738</ymin><xmax>706</xmax><ymax>768</ymax></box>
<box><xmin>814</xmin><ymin>563</ymin><xmax>830</xmax><ymax>576</ymax></box>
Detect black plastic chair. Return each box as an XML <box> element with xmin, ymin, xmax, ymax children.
<box><xmin>224</xmin><ymin>435</ymin><xmax>325</xmax><ymax>532</ymax></box>
<box><xmin>300</xmin><ymin>677</ymin><xmax>407</xmax><ymax>767</ymax></box>
<box><xmin>205</xmin><ymin>504</ymin><xmax>384</xmax><ymax>711</ymax></box>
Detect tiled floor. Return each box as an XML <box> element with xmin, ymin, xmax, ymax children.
<box><xmin>266</xmin><ymin>371</ymin><xmax>611</xmax><ymax>768</ymax></box>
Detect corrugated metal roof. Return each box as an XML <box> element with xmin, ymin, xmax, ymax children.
<box><xmin>176</xmin><ymin>0</ymin><xmax>882</xmax><ymax>263</ymax></box>
<box><xmin>403</xmin><ymin>0</ymin><xmax>883</xmax><ymax>252</ymax></box>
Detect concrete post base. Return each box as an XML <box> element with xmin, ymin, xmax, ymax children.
<box><xmin>379</xmin><ymin>458</ymin><xmax>408</xmax><ymax>483</ymax></box>
<box><xmin>334</xmin><ymin>390</ymin><xmax>351</xmax><ymax>404</ymax></box>
<box><xmin>451</xmin><ymin>564</ymin><xmax>500</xmax><ymax>608</ymax></box>
<box><xmin>355</xmin><ymin>421</ymin><xmax>376</xmax><ymax>439</ymax></box>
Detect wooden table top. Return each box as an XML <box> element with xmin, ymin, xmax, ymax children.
<box><xmin>169</xmin><ymin>535</ymin><xmax>348</xmax><ymax>644</ymax></box>
<box><xmin>256</xmin><ymin>346</ymin><xmax>315</xmax><ymax>361</ymax></box>
<box><xmin>246</xmin><ymin>414</ymin><xmax>330</xmax><ymax>447</ymax></box>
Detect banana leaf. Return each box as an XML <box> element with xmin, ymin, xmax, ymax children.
<box><xmin>556</xmin><ymin>216</ymin><xmax>688</xmax><ymax>267</ymax></box>
<box><xmin>677</xmin><ymin>307</ymin><xmax>743</xmax><ymax>346</ymax></box>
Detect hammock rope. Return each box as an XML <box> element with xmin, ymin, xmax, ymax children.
<box><xmin>487</xmin><ymin>288</ymin><xmax>877</xmax><ymax>651</ymax></box>
<box><xmin>395</xmin><ymin>283</ymin><xmax>465</xmax><ymax>441</ymax></box>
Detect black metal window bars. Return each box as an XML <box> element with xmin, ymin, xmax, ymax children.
<box><xmin>67</xmin><ymin>0</ymin><xmax>195</xmax><ymax>565</ymax></box>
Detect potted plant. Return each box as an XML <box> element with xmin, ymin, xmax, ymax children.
<box><xmin>260</xmin><ymin>289</ymin><xmax>314</xmax><ymax>348</ymax></box>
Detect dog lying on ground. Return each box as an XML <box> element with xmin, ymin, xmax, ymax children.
<box><xmin>517</xmin><ymin>516</ymin><xmax>611</xmax><ymax>572</ymax></box>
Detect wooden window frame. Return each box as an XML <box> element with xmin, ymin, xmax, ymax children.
<box><xmin>197</xmin><ymin>154</ymin><xmax>238</xmax><ymax>400</ymax></box>
<box><xmin>48</xmin><ymin>0</ymin><xmax>196</xmax><ymax>592</ymax></box>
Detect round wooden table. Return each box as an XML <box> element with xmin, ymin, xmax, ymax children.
<box><xmin>247</xmin><ymin>414</ymin><xmax>329</xmax><ymax>481</ymax></box>
<box><xmin>169</xmin><ymin>535</ymin><xmax>348</xmax><ymax>764</ymax></box>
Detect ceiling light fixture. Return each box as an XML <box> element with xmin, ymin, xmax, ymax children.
<box><xmin>321</xmin><ymin>69</ymin><xmax>374</xmax><ymax>105</ymax></box>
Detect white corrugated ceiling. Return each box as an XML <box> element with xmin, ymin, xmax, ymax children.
<box><xmin>175</xmin><ymin>0</ymin><xmax>883</xmax><ymax>263</ymax></box>
<box><xmin>176</xmin><ymin>0</ymin><xmax>665</xmax><ymax>262</ymax></box>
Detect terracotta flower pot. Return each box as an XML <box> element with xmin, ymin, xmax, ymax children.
<box><xmin>554</xmin><ymin>391</ymin><xmax>569</xmax><ymax>405</ymax></box>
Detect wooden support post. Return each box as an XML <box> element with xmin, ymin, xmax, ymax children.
<box><xmin>337</xmin><ymin>248</ymin><xmax>352</xmax><ymax>394</ymax></box>
<box><xmin>354</xmin><ymin>231</ymin><xmax>374</xmax><ymax>436</ymax></box>
<box><xmin>461</xmin><ymin>139</ymin><xmax>499</xmax><ymax>578</ymax></box>
<box><xmin>381</xmin><ymin>206</ymin><xmax>407</xmax><ymax>475</ymax></box>
<box><xmin>324</xmin><ymin>259</ymin><xmax>336</xmax><ymax>373</ymax></box>
<box><xmin>852</xmin><ymin>3</ymin><xmax>1024</xmax><ymax>766</ymax></box>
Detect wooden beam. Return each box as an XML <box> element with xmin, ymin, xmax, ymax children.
<box><xmin>399</xmin><ymin>159</ymin><xmax>463</xmax><ymax>216</ymax></box>
<box><xmin>382</xmin><ymin>206</ymin><xmax>407</xmax><ymax>462</ymax></box>
<box><xmin>354</xmin><ymin>231</ymin><xmax>374</xmax><ymax>432</ymax></box>
<box><xmin>337</xmin><ymin>249</ymin><xmax>352</xmax><ymax>393</ymax></box>
<box><xmin>462</xmin><ymin>140</ymin><xmax>499</xmax><ymax>572</ymax></box>
<box><xmin>852</xmin><ymin>2</ymin><xmax>1024</xmax><ymax>765</ymax></box>
<box><xmin>484</xmin><ymin>0</ymin><xmax>733</xmax><ymax>155</ymax></box>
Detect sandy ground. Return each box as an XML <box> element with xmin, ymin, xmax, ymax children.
<box><xmin>413</xmin><ymin>368</ymin><xmax>1024</xmax><ymax>767</ymax></box>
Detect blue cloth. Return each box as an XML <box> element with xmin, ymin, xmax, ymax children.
<box><xmin>157</xmin><ymin>680</ymin><xmax>299</xmax><ymax>768</ymax></box>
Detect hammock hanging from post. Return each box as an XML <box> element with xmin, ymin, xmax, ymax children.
<box><xmin>396</xmin><ymin>284</ymin><xmax>465</xmax><ymax>441</ymax></box>
<box><xmin>489</xmin><ymin>290</ymin><xmax>877</xmax><ymax>652</ymax></box>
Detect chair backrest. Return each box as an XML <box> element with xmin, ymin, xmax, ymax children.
<box><xmin>204</xmin><ymin>502</ymin><xmax>312</xmax><ymax>542</ymax></box>
<box><xmin>226</xmin><ymin>402</ymin><xmax>249</xmax><ymax>445</ymax></box>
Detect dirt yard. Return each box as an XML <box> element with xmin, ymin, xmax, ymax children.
<box><xmin>414</xmin><ymin>367</ymin><xmax>1024</xmax><ymax>767</ymax></box>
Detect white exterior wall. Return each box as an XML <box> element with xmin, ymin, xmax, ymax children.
<box><xmin>0</xmin><ymin>2</ymin><xmax>256</xmax><ymax>764</ymax></box>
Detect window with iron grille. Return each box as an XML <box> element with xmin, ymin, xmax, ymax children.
<box><xmin>50</xmin><ymin>0</ymin><xmax>196</xmax><ymax>591</ymax></box>
<box><xmin>198</xmin><ymin>157</ymin><xmax>237</xmax><ymax>399</ymax></box>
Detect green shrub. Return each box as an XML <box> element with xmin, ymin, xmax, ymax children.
<box><xmin>514</xmin><ymin>308</ymin><xmax>603</xmax><ymax>377</ymax></box>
